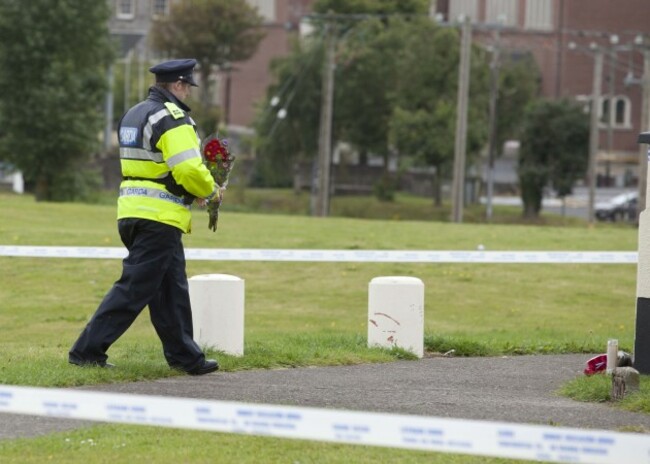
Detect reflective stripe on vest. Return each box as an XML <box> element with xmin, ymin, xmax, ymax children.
<box><xmin>119</xmin><ymin>147</ymin><xmax>164</xmax><ymax>162</ymax></box>
<box><xmin>143</xmin><ymin>108</ymin><xmax>170</xmax><ymax>151</ymax></box>
<box><xmin>166</xmin><ymin>147</ymin><xmax>201</xmax><ymax>168</ymax></box>
<box><xmin>119</xmin><ymin>186</ymin><xmax>190</xmax><ymax>209</ymax></box>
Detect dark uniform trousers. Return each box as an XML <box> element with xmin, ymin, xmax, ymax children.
<box><xmin>69</xmin><ymin>218</ymin><xmax>205</xmax><ymax>371</ymax></box>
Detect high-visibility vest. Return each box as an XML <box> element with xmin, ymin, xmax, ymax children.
<box><xmin>116</xmin><ymin>86</ymin><xmax>217</xmax><ymax>233</ymax></box>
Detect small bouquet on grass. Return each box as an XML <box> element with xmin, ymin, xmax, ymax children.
<box><xmin>201</xmin><ymin>134</ymin><xmax>235</xmax><ymax>232</ymax></box>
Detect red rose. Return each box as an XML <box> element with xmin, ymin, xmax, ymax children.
<box><xmin>203</xmin><ymin>140</ymin><xmax>221</xmax><ymax>163</ymax></box>
<box><xmin>203</xmin><ymin>138</ymin><xmax>231</xmax><ymax>164</ymax></box>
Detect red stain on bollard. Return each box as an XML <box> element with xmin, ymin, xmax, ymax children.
<box><xmin>387</xmin><ymin>336</ymin><xmax>394</xmax><ymax>342</ymax></box>
<box><xmin>374</xmin><ymin>312</ymin><xmax>401</xmax><ymax>325</ymax></box>
<box><xmin>369</xmin><ymin>319</ymin><xmax>378</xmax><ymax>327</ymax></box>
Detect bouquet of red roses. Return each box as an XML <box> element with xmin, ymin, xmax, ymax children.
<box><xmin>201</xmin><ymin>134</ymin><xmax>235</xmax><ymax>231</ymax></box>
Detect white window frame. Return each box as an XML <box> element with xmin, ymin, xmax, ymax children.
<box><xmin>151</xmin><ymin>0</ymin><xmax>170</xmax><ymax>18</ymax></box>
<box><xmin>116</xmin><ymin>0</ymin><xmax>135</xmax><ymax>20</ymax></box>
<box><xmin>485</xmin><ymin>0</ymin><xmax>517</xmax><ymax>27</ymax></box>
<box><xmin>599</xmin><ymin>95</ymin><xmax>632</xmax><ymax>129</ymax></box>
<box><xmin>246</xmin><ymin>0</ymin><xmax>275</xmax><ymax>22</ymax></box>
<box><xmin>614</xmin><ymin>95</ymin><xmax>631</xmax><ymax>128</ymax></box>
<box><xmin>449</xmin><ymin>0</ymin><xmax>478</xmax><ymax>23</ymax></box>
<box><xmin>524</xmin><ymin>0</ymin><xmax>553</xmax><ymax>31</ymax></box>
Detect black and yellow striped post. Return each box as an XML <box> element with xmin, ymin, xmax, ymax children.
<box><xmin>635</xmin><ymin>132</ymin><xmax>650</xmax><ymax>373</ymax></box>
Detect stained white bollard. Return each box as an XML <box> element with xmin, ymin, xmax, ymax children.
<box><xmin>368</xmin><ymin>276</ymin><xmax>424</xmax><ymax>358</ymax></box>
<box><xmin>188</xmin><ymin>274</ymin><xmax>244</xmax><ymax>356</ymax></box>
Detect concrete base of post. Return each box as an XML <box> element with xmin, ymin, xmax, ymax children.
<box><xmin>368</xmin><ymin>276</ymin><xmax>424</xmax><ymax>358</ymax></box>
<box><xmin>611</xmin><ymin>367</ymin><xmax>640</xmax><ymax>401</ymax></box>
<box><xmin>188</xmin><ymin>274</ymin><xmax>244</xmax><ymax>356</ymax></box>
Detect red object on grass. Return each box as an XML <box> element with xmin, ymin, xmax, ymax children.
<box><xmin>584</xmin><ymin>354</ymin><xmax>607</xmax><ymax>375</ymax></box>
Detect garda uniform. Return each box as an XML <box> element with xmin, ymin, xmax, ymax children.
<box><xmin>69</xmin><ymin>59</ymin><xmax>219</xmax><ymax>375</ymax></box>
<box><xmin>118</xmin><ymin>58</ymin><xmax>217</xmax><ymax>231</ymax></box>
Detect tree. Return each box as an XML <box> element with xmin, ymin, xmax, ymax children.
<box><xmin>314</xmin><ymin>0</ymin><xmax>429</xmax><ymax>15</ymax></box>
<box><xmin>496</xmin><ymin>52</ymin><xmax>541</xmax><ymax>150</ymax></box>
<box><xmin>252</xmin><ymin>37</ymin><xmax>325</xmax><ymax>187</ymax></box>
<box><xmin>389</xmin><ymin>20</ymin><xmax>490</xmax><ymax>205</ymax></box>
<box><xmin>150</xmin><ymin>0</ymin><xmax>265</xmax><ymax>122</ymax></box>
<box><xmin>256</xmin><ymin>1</ymin><xmax>545</xmax><ymax>208</ymax></box>
<box><xmin>518</xmin><ymin>99</ymin><xmax>590</xmax><ymax>218</ymax></box>
<box><xmin>316</xmin><ymin>0</ymin><xmax>429</xmax><ymax>169</ymax></box>
<box><xmin>335</xmin><ymin>17</ymin><xmax>405</xmax><ymax>167</ymax></box>
<box><xmin>252</xmin><ymin>0</ymin><xmax>430</xmax><ymax>192</ymax></box>
<box><xmin>0</xmin><ymin>0</ymin><xmax>113</xmax><ymax>201</ymax></box>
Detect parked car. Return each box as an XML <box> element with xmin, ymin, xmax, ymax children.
<box><xmin>595</xmin><ymin>191</ymin><xmax>638</xmax><ymax>222</ymax></box>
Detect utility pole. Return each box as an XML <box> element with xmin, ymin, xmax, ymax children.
<box><xmin>606</xmin><ymin>36</ymin><xmax>619</xmax><ymax>186</ymax></box>
<box><xmin>638</xmin><ymin>49</ymin><xmax>650</xmax><ymax>215</ymax></box>
<box><xmin>224</xmin><ymin>67</ymin><xmax>232</xmax><ymax>126</ymax></box>
<box><xmin>103</xmin><ymin>64</ymin><xmax>114</xmax><ymax>153</ymax></box>
<box><xmin>123</xmin><ymin>50</ymin><xmax>132</xmax><ymax>114</ymax></box>
<box><xmin>312</xmin><ymin>20</ymin><xmax>336</xmax><ymax>217</ymax></box>
<box><xmin>137</xmin><ymin>48</ymin><xmax>145</xmax><ymax>101</ymax></box>
<box><xmin>587</xmin><ymin>46</ymin><xmax>603</xmax><ymax>225</ymax></box>
<box><xmin>451</xmin><ymin>16</ymin><xmax>472</xmax><ymax>223</ymax></box>
<box><xmin>486</xmin><ymin>25</ymin><xmax>501</xmax><ymax>221</ymax></box>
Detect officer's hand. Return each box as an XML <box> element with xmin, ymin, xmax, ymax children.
<box><xmin>200</xmin><ymin>186</ymin><xmax>223</xmax><ymax>206</ymax></box>
<box><xmin>210</xmin><ymin>187</ymin><xmax>224</xmax><ymax>203</ymax></box>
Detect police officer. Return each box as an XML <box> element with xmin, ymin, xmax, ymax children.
<box><xmin>69</xmin><ymin>59</ymin><xmax>220</xmax><ymax>375</ymax></box>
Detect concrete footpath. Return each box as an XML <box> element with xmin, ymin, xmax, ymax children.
<box><xmin>2</xmin><ymin>354</ymin><xmax>650</xmax><ymax>440</ymax></box>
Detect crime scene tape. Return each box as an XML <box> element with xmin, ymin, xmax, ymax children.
<box><xmin>1</xmin><ymin>385</ymin><xmax>648</xmax><ymax>463</ymax></box>
<box><xmin>0</xmin><ymin>246</ymin><xmax>638</xmax><ymax>263</ymax></box>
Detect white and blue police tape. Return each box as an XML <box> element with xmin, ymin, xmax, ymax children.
<box><xmin>0</xmin><ymin>246</ymin><xmax>638</xmax><ymax>263</ymax></box>
<box><xmin>0</xmin><ymin>385</ymin><xmax>647</xmax><ymax>463</ymax></box>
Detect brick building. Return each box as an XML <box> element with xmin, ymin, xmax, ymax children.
<box><xmin>436</xmin><ymin>0</ymin><xmax>650</xmax><ymax>188</ymax></box>
<box><xmin>106</xmin><ymin>0</ymin><xmax>313</xmax><ymax>132</ymax></box>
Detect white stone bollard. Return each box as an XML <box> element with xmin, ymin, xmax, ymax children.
<box><xmin>606</xmin><ymin>339</ymin><xmax>619</xmax><ymax>374</ymax></box>
<box><xmin>11</xmin><ymin>172</ymin><xmax>23</xmax><ymax>194</ymax></box>
<box><xmin>188</xmin><ymin>274</ymin><xmax>244</xmax><ymax>356</ymax></box>
<box><xmin>368</xmin><ymin>276</ymin><xmax>424</xmax><ymax>358</ymax></box>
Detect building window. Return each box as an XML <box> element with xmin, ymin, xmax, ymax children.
<box><xmin>152</xmin><ymin>0</ymin><xmax>169</xmax><ymax>17</ymax></box>
<box><xmin>615</xmin><ymin>97</ymin><xmax>629</xmax><ymax>126</ymax></box>
<box><xmin>116</xmin><ymin>0</ymin><xmax>135</xmax><ymax>20</ymax></box>
<box><xmin>601</xmin><ymin>98</ymin><xmax>610</xmax><ymax>124</ymax></box>
<box><xmin>246</xmin><ymin>0</ymin><xmax>276</xmax><ymax>22</ymax></box>
<box><xmin>449</xmin><ymin>0</ymin><xmax>478</xmax><ymax>22</ymax></box>
<box><xmin>524</xmin><ymin>0</ymin><xmax>552</xmax><ymax>31</ymax></box>
<box><xmin>600</xmin><ymin>95</ymin><xmax>631</xmax><ymax>128</ymax></box>
<box><xmin>485</xmin><ymin>0</ymin><xmax>517</xmax><ymax>27</ymax></box>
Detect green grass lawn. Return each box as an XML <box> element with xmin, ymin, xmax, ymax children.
<box><xmin>95</xmin><ymin>186</ymin><xmax>592</xmax><ymax>226</ymax></box>
<box><xmin>0</xmin><ymin>424</ymin><xmax>523</xmax><ymax>464</ymax></box>
<box><xmin>0</xmin><ymin>190</ymin><xmax>643</xmax><ymax>463</ymax></box>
